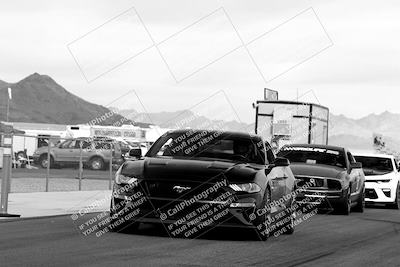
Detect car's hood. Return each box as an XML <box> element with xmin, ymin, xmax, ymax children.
<box><xmin>364</xmin><ymin>171</ymin><xmax>398</xmax><ymax>181</ymax></box>
<box><xmin>289</xmin><ymin>163</ymin><xmax>346</xmax><ymax>179</ymax></box>
<box><xmin>121</xmin><ymin>157</ymin><xmax>262</xmax><ymax>182</ymax></box>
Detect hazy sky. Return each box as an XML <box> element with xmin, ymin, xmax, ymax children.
<box><xmin>0</xmin><ymin>0</ymin><xmax>399</xmax><ymax>123</ymax></box>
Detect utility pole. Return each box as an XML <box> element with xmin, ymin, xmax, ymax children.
<box><xmin>0</xmin><ymin>129</ymin><xmax>20</xmax><ymax>217</ymax></box>
<box><xmin>6</xmin><ymin>87</ymin><xmax>12</xmax><ymax>122</ymax></box>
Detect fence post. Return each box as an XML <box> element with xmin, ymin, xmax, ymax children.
<box><xmin>78</xmin><ymin>141</ymin><xmax>83</xmax><ymax>191</ymax></box>
<box><xmin>0</xmin><ymin>132</ymin><xmax>20</xmax><ymax>217</ymax></box>
<box><xmin>109</xmin><ymin>143</ymin><xmax>113</xmax><ymax>190</ymax></box>
<box><xmin>45</xmin><ymin>139</ymin><xmax>50</xmax><ymax>192</ymax></box>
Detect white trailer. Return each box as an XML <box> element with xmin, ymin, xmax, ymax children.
<box><xmin>255</xmin><ymin>100</ymin><xmax>329</xmax><ymax>150</ymax></box>
<box><xmin>9</xmin><ymin>122</ymin><xmax>67</xmax><ymax>158</ymax></box>
<box><xmin>66</xmin><ymin>124</ymin><xmax>146</xmax><ymax>142</ymax></box>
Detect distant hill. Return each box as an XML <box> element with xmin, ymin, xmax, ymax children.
<box><xmin>0</xmin><ymin>79</ymin><xmax>8</xmax><ymax>89</ymax></box>
<box><xmin>119</xmin><ymin>109</ymin><xmax>254</xmax><ymax>132</ymax></box>
<box><xmin>0</xmin><ymin>73</ymin><xmax>128</xmax><ymax>126</ymax></box>
<box><xmin>329</xmin><ymin>112</ymin><xmax>400</xmax><ymax>152</ymax></box>
<box><xmin>127</xmin><ymin>109</ymin><xmax>400</xmax><ymax>152</ymax></box>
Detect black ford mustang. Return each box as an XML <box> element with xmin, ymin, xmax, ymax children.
<box><xmin>109</xmin><ymin>129</ymin><xmax>296</xmax><ymax>240</ymax></box>
<box><xmin>277</xmin><ymin>144</ymin><xmax>365</xmax><ymax>215</ymax></box>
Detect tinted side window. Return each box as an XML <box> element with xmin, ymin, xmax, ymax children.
<box><xmin>60</xmin><ymin>141</ymin><xmax>71</xmax><ymax>149</ymax></box>
<box><xmin>81</xmin><ymin>141</ymin><xmax>92</xmax><ymax>149</ymax></box>
<box><xmin>62</xmin><ymin>140</ymin><xmax>77</xmax><ymax>149</ymax></box>
<box><xmin>74</xmin><ymin>140</ymin><xmax>82</xmax><ymax>149</ymax></box>
<box><xmin>95</xmin><ymin>142</ymin><xmax>111</xmax><ymax>150</ymax></box>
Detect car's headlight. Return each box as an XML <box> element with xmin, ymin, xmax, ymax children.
<box><xmin>115</xmin><ymin>173</ymin><xmax>138</xmax><ymax>185</ymax></box>
<box><xmin>229</xmin><ymin>183</ymin><xmax>261</xmax><ymax>193</ymax></box>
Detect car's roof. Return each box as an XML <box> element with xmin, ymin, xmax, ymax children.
<box><xmin>281</xmin><ymin>143</ymin><xmax>345</xmax><ymax>151</ymax></box>
<box><xmin>167</xmin><ymin>129</ymin><xmax>260</xmax><ymax>140</ymax></box>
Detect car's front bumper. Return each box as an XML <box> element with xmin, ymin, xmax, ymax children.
<box><xmin>296</xmin><ymin>188</ymin><xmax>346</xmax><ymax>207</ymax></box>
<box><xmin>111</xmin><ymin>189</ymin><xmax>261</xmax><ymax>229</ymax></box>
<box><xmin>365</xmin><ymin>179</ymin><xmax>398</xmax><ymax>204</ymax></box>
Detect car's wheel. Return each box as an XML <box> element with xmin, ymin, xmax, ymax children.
<box><xmin>254</xmin><ymin>188</ymin><xmax>273</xmax><ymax>241</ymax></box>
<box><xmin>16</xmin><ymin>151</ymin><xmax>28</xmax><ymax>168</ymax></box>
<box><xmin>89</xmin><ymin>157</ymin><xmax>105</xmax><ymax>170</ymax></box>
<box><xmin>353</xmin><ymin>187</ymin><xmax>365</xmax><ymax>213</ymax></box>
<box><xmin>387</xmin><ymin>184</ymin><xmax>399</xmax><ymax>210</ymax></box>
<box><xmin>39</xmin><ymin>154</ymin><xmax>53</xmax><ymax>169</ymax></box>
<box><xmin>16</xmin><ymin>151</ymin><xmax>27</xmax><ymax>159</ymax></box>
<box><xmin>338</xmin><ymin>187</ymin><xmax>351</xmax><ymax>215</ymax></box>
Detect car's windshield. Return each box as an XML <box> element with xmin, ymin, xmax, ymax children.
<box><xmin>277</xmin><ymin>146</ymin><xmax>346</xmax><ymax>168</ymax></box>
<box><xmin>147</xmin><ymin>131</ymin><xmax>266</xmax><ymax>165</ymax></box>
<box><xmin>354</xmin><ymin>156</ymin><xmax>393</xmax><ymax>175</ymax></box>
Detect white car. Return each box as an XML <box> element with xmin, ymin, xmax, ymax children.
<box><xmin>354</xmin><ymin>153</ymin><xmax>400</xmax><ymax>209</ymax></box>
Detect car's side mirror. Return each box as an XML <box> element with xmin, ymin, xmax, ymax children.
<box><xmin>350</xmin><ymin>162</ymin><xmax>362</xmax><ymax>169</ymax></box>
<box><xmin>274</xmin><ymin>157</ymin><xmax>290</xmax><ymax>167</ymax></box>
<box><xmin>129</xmin><ymin>148</ymin><xmax>142</xmax><ymax>158</ymax></box>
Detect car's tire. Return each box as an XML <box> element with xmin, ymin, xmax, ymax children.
<box><xmin>39</xmin><ymin>154</ymin><xmax>53</xmax><ymax>169</ymax></box>
<box><xmin>254</xmin><ymin>188</ymin><xmax>273</xmax><ymax>241</ymax></box>
<box><xmin>16</xmin><ymin>151</ymin><xmax>27</xmax><ymax>159</ymax></box>
<box><xmin>338</xmin><ymin>187</ymin><xmax>351</xmax><ymax>215</ymax></box>
<box><xmin>353</xmin><ymin>187</ymin><xmax>365</xmax><ymax>213</ymax></box>
<box><xmin>89</xmin><ymin>156</ymin><xmax>105</xmax><ymax>170</ymax></box>
<box><xmin>387</xmin><ymin>184</ymin><xmax>399</xmax><ymax>210</ymax></box>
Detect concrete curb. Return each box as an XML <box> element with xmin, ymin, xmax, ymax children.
<box><xmin>3</xmin><ymin>190</ymin><xmax>111</xmax><ymax>219</ymax></box>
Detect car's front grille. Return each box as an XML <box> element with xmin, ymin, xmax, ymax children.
<box><xmin>296</xmin><ymin>176</ymin><xmax>325</xmax><ymax>188</ymax></box>
<box><xmin>296</xmin><ymin>176</ymin><xmax>343</xmax><ymax>191</ymax></box>
<box><xmin>141</xmin><ymin>180</ymin><xmax>229</xmax><ymax>201</ymax></box>
<box><xmin>365</xmin><ymin>188</ymin><xmax>378</xmax><ymax>199</ymax></box>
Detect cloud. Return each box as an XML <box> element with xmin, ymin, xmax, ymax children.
<box><xmin>0</xmin><ymin>0</ymin><xmax>399</xmax><ymax>123</ymax></box>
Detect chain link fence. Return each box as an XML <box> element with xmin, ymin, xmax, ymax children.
<box><xmin>0</xmin><ymin>134</ymin><xmax>128</xmax><ymax>193</ymax></box>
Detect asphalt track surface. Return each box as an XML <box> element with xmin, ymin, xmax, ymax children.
<box><xmin>1</xmin><ymin>206</ymin><xmax>399</xmax><ymax>267</ymax></box>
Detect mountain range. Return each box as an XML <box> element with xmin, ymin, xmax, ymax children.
<box><xmin>118</xmin><ymin>109</ymin><xmax>252</xmax><ymax>132</ymax></box>
<box><xmin>328</xmin><ymin>112</ymin><xmax>400</xmax><ymax>151</ymax></box>
<box><xmin>1</xmin><ymin>73</ymin><xmax>398</xmax><ymax>151</ymax></box>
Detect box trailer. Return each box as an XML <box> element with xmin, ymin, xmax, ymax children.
<box><xmin>66</xmin><ymin>124</ymin><xmax>146</xmax><ymax>142</ymax></box>
<box><xmin>255</xmin><ymin>100</ymin><xmax>329</xmax><ymax>150</ymax></box>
